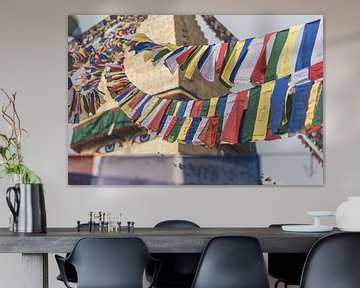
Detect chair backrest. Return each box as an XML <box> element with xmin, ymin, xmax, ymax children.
<box><xmin>300</xmin><ymin>232</ymin><xmax>360</xmax><ymax>288</ymax></box>
<box><xmin>67</xmin><ymin>237</ymin><xmax>153</xmax><ymax>288</ymax></box>
<box><xmin>155</xmin><ymin>220</ymin><xmax>200</xmax><ymax>228</ymax></box>
<box><xmin>191</xmin><ymin>236</ymin><xmax>269</xmax><ymax>288</ymax></box>
<box><xmin>268</xmin><ymin>224</ymin><xmax>308</xmax><ymax>285</ymax></box>
<box><xmin>152</xmin><ymin>220</ymin><xmax>201</xmax><ymax>282</ymax></box>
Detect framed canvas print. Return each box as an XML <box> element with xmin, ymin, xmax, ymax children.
<box><xmin>67</xmin><ymin>15</ymin><xmax>323</xmax><ymax>185</ymax></box>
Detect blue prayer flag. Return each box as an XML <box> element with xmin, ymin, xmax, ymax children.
<box><xmin>295</xmin><ymin>20</ymin><xmax>320</xmax><ymax>71</ymax></box>
<box><xmin>289</xmin><ymin>82</ymin><xmax>312</xmax><ymax>131</ymax></box>
<box><xmin>270</xmin><ymin>76</ymin><xmax>290</xmax><ymax>133</ymax></box>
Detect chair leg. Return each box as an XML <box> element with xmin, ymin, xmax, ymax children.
<box><xmin>274</xmin><ymin>280</ymin><xmax>289</xmax><ymax>288</ymax></box>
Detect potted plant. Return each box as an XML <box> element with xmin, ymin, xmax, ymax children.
<box><xmin>0</xmin><ymin>88</ymin><xmax>46</xmax><ymax>233</ymax></box>
<box><xmin>0</xmin><ymin>89</ymin><xmax>41</xmax><ymax>183</ymax></box>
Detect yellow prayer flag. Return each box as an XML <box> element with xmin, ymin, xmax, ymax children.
<box><xmin>207</xmin><ymin>97</ymin><xmax>219</xmax><ymax>117</ymax></box>
<box><xmin>173</xmin><ymin>101</ymin><xmax>182</xmax><ymax>116</ymax></box>
<box><xmin>136</xmin><ymin>98</ymin><xmax>160</xmax><ymax>123</ymax></box>
<box><xmin>131</xmin><ymin>33</ymin><xmax>154</xmax><ymax>43</ymax></box>
<box><xmin>277</xmin><ymin>25</ymin><xmax>302</xmax><ymax>78</ymax></box>
<box><xmin>184</xmin><ymin>46</ymin><xmax>209</xmax><ymax>80</ymax></box>
<box><xmin>220</xmin><ymin>40</ymin><xmax>245</xmax><ymax>87</ymax></box>
<box><xmin>177</xmin><ymin>117</ymin><xmax>193</xmax><ymax>143</ymax></box>
<box><xmin>252</xmin><ymin>81</ymin><xmax>276</xmax><ymax>141</ymax></box>
<box><xmin>143</xmin><ymin>51</ymin><xmax>152</xmax><ymax>62</ymax></box>
<box><xmin>305</xmin><ymin>82</ymin><xmax>322</xmax><ymax>129</ymax></box>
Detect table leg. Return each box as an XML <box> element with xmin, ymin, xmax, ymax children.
<box><xmin>22</xmin><ymin>253</ymin><xmax>48</xmax><ymax>288</ymax></box>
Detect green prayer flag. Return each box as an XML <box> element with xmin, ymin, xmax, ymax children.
<box><xmin>153</xmin><ymin>48</ymin><xmax>171</xmax><ymax>63</ymax></box>
<box><xmin>312</xmin><ymin>89</ymin><xmax>323</xmax><ymax>125</ymax></box>
<box><xmin>166</xmin><ymin>100</ymin><xmax>177</xmax><ymax>116</ymax></box>
<box><xmin>166</xmin><ymin>117</ymin><xmax>186</xmax><ymax>143</ymax></box>
<box><xmin>179</xmin><ymin>47</ymin><xmax>202</xmax><ymax>71</ymax></box>
<box><xmin>240</xmin><ymin>86</ymin><xmax>261</xmax><ymax>143</ymax></box>
<box><xmin>264</xmin><ymin>30</ymin><xmax>289</xmax><ymax>82</ymax></box>
<box><xmin>199</xmin><ymin>99</ymin><xmax>210</xmax><ymax>117</ymax></box>
<box><xmin>219</xmin><ymin>41</ymin><xmax>236</xmax><ymax>76</ymax></box>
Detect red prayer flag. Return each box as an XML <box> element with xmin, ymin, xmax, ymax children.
<box><xmin>215</xmin><ymin>43</ymin><xmax>229</xmax><ymax>74</ymax></box>
<box><xmin>190</xmin><ymin>100</ymin><xmax>203</xmax><ymax>117</ymax></box>
<box><xmin>147</xmin><ymin>100</ymin><xmax>171</xmax><ymax>131</ymax></box>
<box><xmin>176</xmin><ymin>46</ymin><xmax>197</xmax><ymax>65</ymax></box>
<box><xmin>198</xmin><ymin>116</ymin><xmax>219</xmax><ymax>148</ymax></box>
<box><xmin>265</xmin><ymin>128</ymin><xmax>281</xmax><ymax>141</ymax></box>
<box><xmin>127</xmin><ymin>91</ymin><xmax>145</xmax><ymax>109</ymax></box>
<box><xmin>250</xmin><ymin>32</ymin><xmax>275</xmax><ymax>84</ymax></box>
<box><xmin>309</xmin><ymin>61</ymin><xmax>323</xmax><ymax>81</ymax></box>
<box><xmin>162</xmin><ymin>116</ymin><xmax>178</xmax><ymax>140</ymax></box>
<box><xmin>220</xmin><ymin>91</ymin><xmax>248</xmax><ymax>144</ymax></box>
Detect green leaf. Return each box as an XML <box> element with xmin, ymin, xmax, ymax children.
<box><xmin>0</xmin><ymin>168</ymin><xmax>9</xmax><ymax>179</ymax></box>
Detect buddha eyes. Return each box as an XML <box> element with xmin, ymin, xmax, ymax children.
<box><xmin>97</xmin><ymin>142</ymin><xmax>120</xmax><ymax>154</ymax></box>
<box><xmin>95</xmin><ymin>132</ymin><xmax>156</xmax><ymax>154</ymax></box>
<box><xmin>133</xmin><ymin>132</ymin><xmax>157</xmax><ymax>144</ymax></box>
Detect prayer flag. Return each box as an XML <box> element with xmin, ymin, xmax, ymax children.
<box><xmin>215</xmin><ymin>43</ymin><xmax>229</xmax><ymax>73</ymax></box>
<box><xmin>165</xmin><ymin>100</ymin><xmax>177</xmax><ymax>116</ymax></box>
<box><xmin>220</xmin><ymin>40</ymin><xmax>246</xmax><ymax>86</ymax></box>
<box><xmin>147</xmin><ymin>99</ymin><xmax>171</xmax><ymax>131</ymax></box>
<box><xmin>270</xmin><ymin>76</ymin><xmax>290</xmax><ymax>133</ymax></box>
<box><xmin>309</xmin><ymin>61</ymin><xmax>323</xmax><ymax>81</ymax></box>
<box><xmin>216</xmin><ymin>96</ymin><xmax>227</xmax><ymax>117</ymax></box>
<box><xmin>304</xmin><ymin>82</ymin><xmax>322</xmax><ymax>129</ymax></box>
<box><xmin>184</xmin><ymin>117</ymin><xmax>201</xmax><ymax>144</ymax></box>
<box><xmin>229</xmin><ymin>38</ymin><xmax>254</xmax><ymax>83</ymax></box>
<box><xmin>184</xmin><ymin>46</ymin><xmax>209</xmax><ymax>80</ymax></box>
<box><xmin>158</xmin><ymin>116</ymin><xmax>175</xmax><ymax>137</ymax></box>
<box><xmin>312</xmin><ymin>86</ymin><xmax>323</xmax><ymax>126</ymax></box>
<box><xmin>199</xmin><ymin>99</ymin><xmax>210</xmax><ymax>117</ymax></box>
<box><xmin>252</xmin><ymin>80</ymin><xmax>276</xmax><ymax>141</ymax></box>
<box><xmin>198</xmin><ymin>116</ymin><xmax>219</xmax><ymax>148</ymax></box>
<box><xmin>220</xmin><ymin>90</ymin><xmax>248</xmax><ymax>144</ymax></box>
<box><xmin>199</xmin><ymin>43</ymin><xmax>222</xmax><ymax>82</ymax></box>
<box><xmin>289</xmin><ymin>67</ymin><xmax>309</xmax><ymax>87</ymax></box>
<box><xmin>166</xmin><ymin>117</ymin><xmax>186</xmax><ymax>143</ymax></box>
<box><xmin>207</xmin><ymin>97</ymin><xmax>219</xmax><ymax>117</ymax></box>
<box><xmin>240</xmin><ymin>86</ymin><xmax>261</xmax><ymax>143</ymax></box>
<box><xmin>295</xmin><ymin>19</ymin><xmax>320</xmax><ymax>71</ymax></box>
<box><xmin>164</xmin><ymin>47</ymin><xmax>186</xmax><ymax>74</ymax></box>
<box><xmin>277</xmin><ymin>25</ymin><xmax>302</xmax><ymax>78</ymax></box>
<box><xmin>136</xmin><ymin>98</ymin><xmax>162</xmax><ymax>123</ymax></box>
<box><xmin>264</xmin><ymin>30</ymin><xmax>289</xmax><ymax>82</ymax></box>
<box><xmin>177</xmin><ymin>117</ymin><xmax>193</xmax><ymax>143</ymax></box>
<box><xmin>233</xmin><ymin>37</ymin><xmax>263</xmax><ymax>84</ymax></box>
<box><xmin>190</xmin><ymin>100</ymin><xmax>202</xmax><ymax>117</ymax></box>
<box><xmin>192</xmin><ymin>117</ymin><xmax>209</xmax><ymax>145</ymax></box>
<box><xmin>311</xmin><ymin>19</ymin><xmax>323</xmax><ymax>65</ymax></box>
<box><xmin>183</xmin><ymin>100</ymin><xmax>195</xmax><ymax>117</ymax></box>
<box><xmin>250</xmin><ymin>32</ymin><xmax>275</xmax><ymax>83</ymax></box>
<box><xmin>162</xmin><ymin>116</ymin><xmax>178</xmax><ymax>139</ymax></box>
<box><xmin>176</xmin><ymin>46</ymin><xmax>197</xmax><ymax>65</ymax></box>
<box><xmin>289</xmin><ymin>82</ymin><xmax>312</xmax><ymax>132</ymax></box>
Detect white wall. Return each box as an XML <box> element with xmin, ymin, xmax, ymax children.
<box><xmin>0</xmin><ymin>0</ymin><xmax>359</xmax><ymax>287</ymax></box>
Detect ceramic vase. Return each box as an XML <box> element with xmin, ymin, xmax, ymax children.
<box><xmin>336</xmin><ymin>197</ymin><xmax>360</xmax><ymax>231</ymax></box>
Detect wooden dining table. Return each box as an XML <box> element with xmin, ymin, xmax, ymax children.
<box><xmin>0</xmin><ymin>226</ymin><xmax>339</xmax><ymax>288</ymax></box>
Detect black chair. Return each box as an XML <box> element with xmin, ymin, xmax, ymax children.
<box><xmin>55</xmin><ymin>237</ymin><xmax>160</xmax><ymax>288</ymax></box>
<box><xmin>191</xmin><ymin>236</ymin><xmax>270</xmax><ymax>288</ymax></box>
<box><xmin>300</xmin><ymin>232</ymin><xmax>360</xmax><ymax>288</ymax></box>
<box><xmin>56</xmin><ymin>223</ymin><xmax>99</xmax><ymax>284</ymax></box>
<box><xmin>147</xmin><ymin>220</ymin><xmax>201</xmax><ymax>288</ymax></box>
<box><xmin>268</xmin><ymin>224</ymin><xmax>308</xmax><ymax>288</ymax></box>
